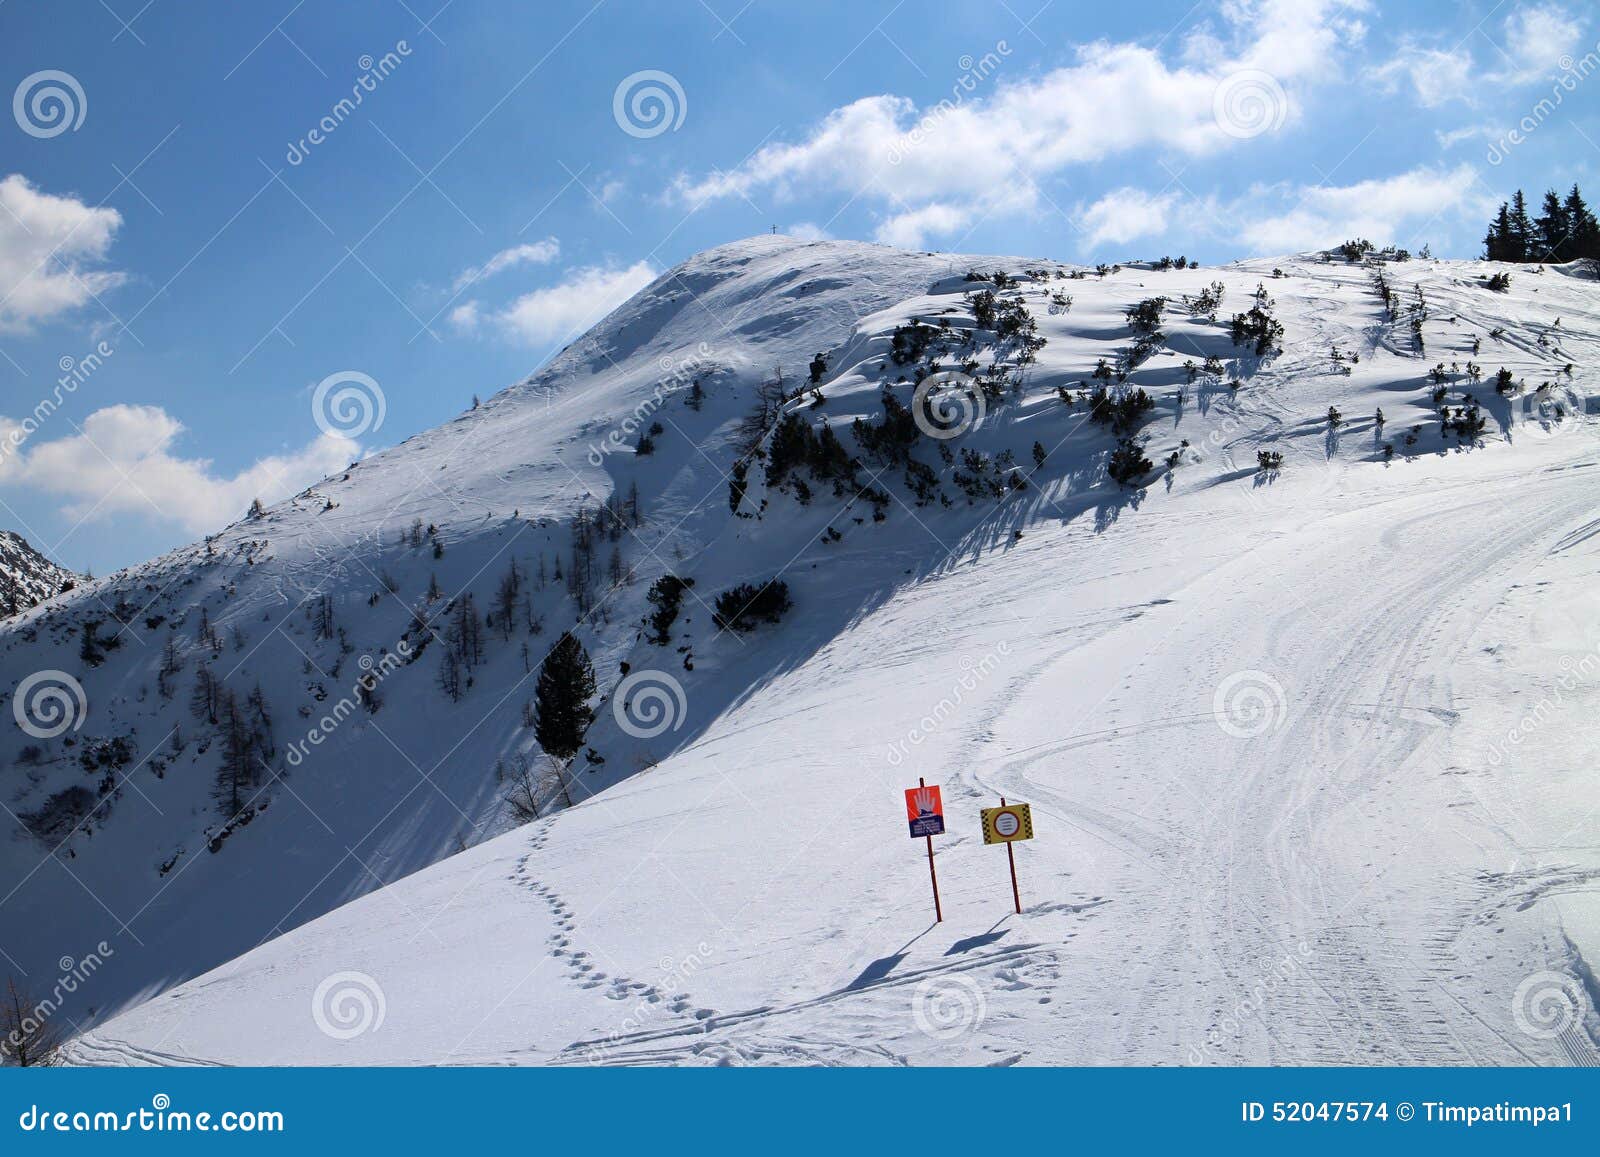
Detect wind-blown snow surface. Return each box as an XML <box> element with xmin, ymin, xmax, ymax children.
<box><xmin>11</xmin><ymin>236</ymin><xmax>1600</xmax><ymax>1065</ymax></box>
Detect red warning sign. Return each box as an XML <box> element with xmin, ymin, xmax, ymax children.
<box><xmin>905</xmin><ymin>784</ymin><xmax>945</xmax><ymax>838</ymax></box>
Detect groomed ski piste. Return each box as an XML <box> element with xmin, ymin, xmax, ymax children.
<box><xmin>3</xmin><ymin>234</ymin><xmax>1596</xmax><ymax>1066</ymax></box>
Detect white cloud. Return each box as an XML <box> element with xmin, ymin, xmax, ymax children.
<box><xmin>1072</xmin><ymin>166</ymin><xmax>1491</xmax><ymax>257</ymax></box>
<box><xmin>1368</xmin><ymin>5</ymin><xmax>1584</xmax><ymax>105</ymax></box>
<box><xmin>786</xmin><ymin>222</ymin><xmax>832</xmax><ymax>242</ymax></box>
<box><xmin>1500</xmin><ymin>4</ymin><xmax>1582</xmax><ymax>81</ymax></box>
<box><xmin>0</xmin><ymin>417</ymin><xmax>26</xmax><ymax>478</ymax></box>
<box><xmin>2</xmin><ymin>404</ymin><xmax>357</xmax><ymax>533</ymax></box>
<box><xmin>1079</xmin><ymin>188</ymin><xmax>1181</xmax><ymax>250</ymax></box>
<box><xmin>874</xmin><ymin>204</ymin><xmax>970</xmax><ymax>249</ymax></box>
<box><xmin>493</xmin><ymin>261</ymin><xmax>657</xmax><ymax>346</ymax></box>
<box><xmin>1435</xmin><ymin>123</ymin><xmax>1494</xmax><ymax>148</ymax></box>
<box><xmin>448</xmin><ymin>300</ymin><xmax>482</xmax><ymax>334</ymax></box>
<box><xmin>450</xmin><ymin>238</ymin><xmax>560</xmax><ymax>293</ymax></box>
<box><xmin>673</xmin><ymin>1</ymin><xmax>1367</xmax><ymax>235</ymax></box>
<box><xmin>0</xmin><ymin>174</ymin><xmax>125</xmax><ymax>333</ymax></box>
<box><xmin>1234</xmin><ymin>164</ymin><xmax>1492</xmax><ymax>253</ymax></box>
<box><xmin>1367</xmin><ymin>42</ymin><xmax>1474</xmax><ymax>107</ymax></box>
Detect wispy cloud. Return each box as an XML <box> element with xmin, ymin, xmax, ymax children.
<box><xmin>453</xmin><ymin>260</ymin><xmax>658</xmax><ymax>346</ymax></box>
<box><xmin>1078</xmin><ymin>188</ymin><xmax>1183</xmax><ymax>250</ymax></box>
<box><xmin>1070</xmin><ymin>166</ymin><xmax>1491</xmax><ymax>256</ymax></box>
<box><xmin>449</xmin><ymin>238</ymin><xmax>561</xmax><ymax>293</ymax></box>
<box><xmin>1234</xmin><ymin>165</ymin><xmax>1492</xmax><ymax>253</ymax></box>
<box><xmin>0</xmin><ymin>174</ymin><xmax>126</xmax><ymax>333</ymax></box>
<box><xmin>0</xmin><ymin>404</ymin><xmax>356</xmax><ymax>533</ymax></box>
<box><xmin>1367</xmin><ymin>4</ymin><xmax>1585</xmax><ymax>106</ymax></box>
<box><xmin>674</xmin><ymin>0</ymin><xmax>1370</xmax><ymax>249</ymax></box>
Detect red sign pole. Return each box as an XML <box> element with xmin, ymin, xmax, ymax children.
<box><xmin>1001</xmin><ymin>796</ymin><xmax>1021</xmax><ymax>914</ymax></box>
<box><xmin>921</xmin><ymin>777</ymin><xmax>942</xmax><ymax>923</ymax></box>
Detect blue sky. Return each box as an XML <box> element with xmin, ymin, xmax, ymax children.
<box><xmin>1</xmin><ymin>0</ymin><xmax>1596</xmax><ymax>573</ymax></box>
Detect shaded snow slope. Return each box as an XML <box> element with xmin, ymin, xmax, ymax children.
<box><xmin>9</xmin><ymin>237</ymin><xmax>1600</xmax><ymax>1065</ymax></box>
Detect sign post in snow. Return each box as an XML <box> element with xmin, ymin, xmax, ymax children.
<box><xmin>905</xmin><ymin>781</ymin><xmax>944</xmax><ymax>922</ymax></box>
<box><xmin>981</xmin><ymin>799</ymin><xmax>1034</xmax><ymax>914</ymax></box>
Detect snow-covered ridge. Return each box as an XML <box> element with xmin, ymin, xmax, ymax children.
<box><xmin>5</xmin><ymin>236</ymin><xmax>1600</xmax><ymax>1066</ymax></box>
<box><xmin>0</xmin><ymin>530</ymin><xmax>75</xmax><ymax>620</ymax></box>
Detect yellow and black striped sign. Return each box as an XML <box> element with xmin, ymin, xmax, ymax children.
<box><xmin>981</xmin><ymin>803</ymin><xmax>1034</xmax><ymax>844</ymax></box>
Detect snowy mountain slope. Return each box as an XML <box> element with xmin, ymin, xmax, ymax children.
<box><xmin>0</xmin><ymin>235</ymin><xmax>1037</xmax><ymax>1033</ymax></box>
<box><xmin>7</xmin><ymin>236</ymin><xmax>1600</xmax><ymax>1065</ymax></box>
<box><xmin>68</xmin><ymin>423</ymin><xmax>1600</xmax><ymax>1067</ymax></box>
<box><xmin>0</xmin><ymin>531</ymin><xmax>74</xmax><ymax>620</ymax></box>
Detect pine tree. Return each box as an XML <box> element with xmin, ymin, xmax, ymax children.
<box><xmin>438</xmin><ymin>648</ymin><xmax>463</xmax><ymax>702</ymax></box>
<box><xmin>532</xmin><ymin>631</ymin><xmax>596</xmax><ymax>763</ymax></box>
<box><xmin>448</xmin><ymin>593</ymin><xmax>483</xmax><ymax>667</ymax></box>
<box><xmin>312</xmin><ymin>594</ymin><xmax>335</xmax><ymax>641</ymax></box>
<box><xmin>493</xmin><ymin>562</ymin><xmax>520</xmax><ymax>641</ymax></box>
<box><xmin>2</xmin><ymin>978</ymin><xmax>61</xmax><ymax>1066</ymax></box>
<box><xmin>216</xmin><ymin>691</ymin><xmax>256</xmax><ymax>815</ymax></box>
<box><xmin>1564</xmin><ymin>184</ymin><xmax>1599</xmax><ymax>260</ymax></box>
<box><xmin>1485</xmin><ymin>202</ymin><xmax>1514</xmax><ymax>262</ymax></box>
<box><xmin>1107</xmin><ymin>438</ymin><xmax>1153</xmax><ymax>485</ymax></box>
<box><xmin>78</xmin><ymin>620</ymin><xmax>104</xmax><ymax>666</ymax></box>
<box><xmin>1535</xmin><ymin>189</ymin><xmax>1569</xmax><ymax>262</ymax></box>
<box><xmin>246</xmin><ymin>684</ymin><xmax>275</xmax><ymax>761</ymax></box>
<box><xmin>1508</xmin><ymin>190</ymin><xmax>1534</xmax><ymax>263</ymax></box>
<box><xmin>157</xmin><ymin>635</ymin><xmax>182</xmax><ymax>699</ymax></box>
<box><xmin>190</xmin><ymin>662</ymin><xmax>220</xmax><ymax>726</ymax></box>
